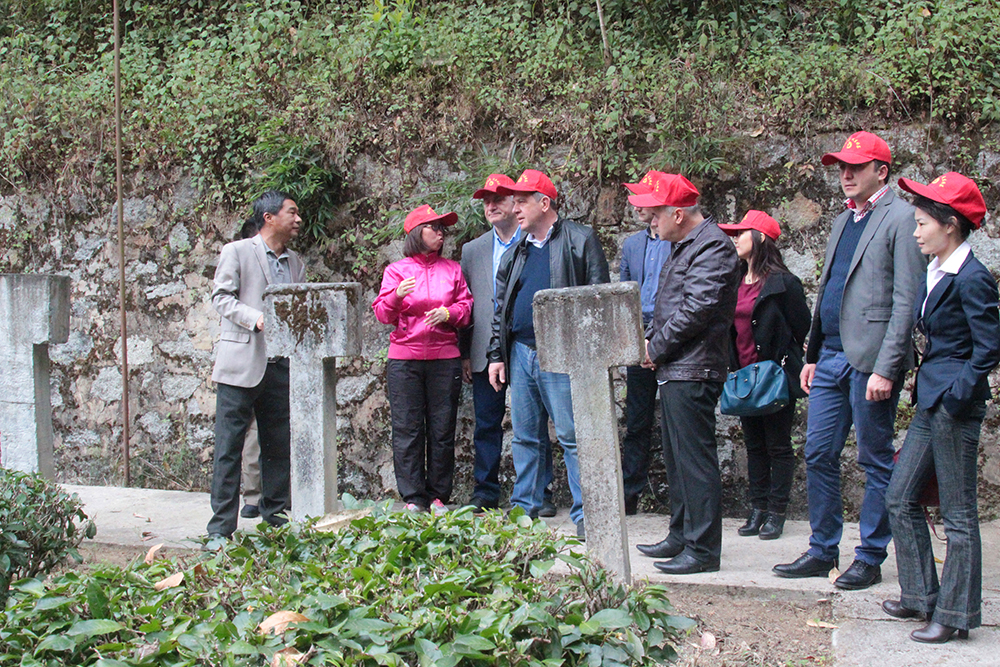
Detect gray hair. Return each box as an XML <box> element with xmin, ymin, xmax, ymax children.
<box><xmin>252</xmin><ymin>190</ymin><xmax>291</xmax><ymax>222</ymax></box>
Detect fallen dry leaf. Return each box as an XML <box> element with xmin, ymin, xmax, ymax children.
<box><xmin>748</xmin><ymin>125</ymin><xmax>765</xmax><ymax>138</ymax></box>
<box><xmin>141</xmin><ymin>531</ymin><xmax>157</xmax><ymax>541</ymax></box>
<box><xmin>806</xmin><ymin>619</ymin><xmax>839</xmax><ymax>629</ymax></box>
<box><xmin>133</xmin><ymin>513</ymin><xmax>151</xmax><ymax>522</ymax></box>
<box><xmin>145</xmin><ymin>544</ymin><xmax>165</xmax><ymax>564</ymax></box>
<box><xmin>272</xmin><ymin>647</ymin><xmax>308</xmax><ymax>667</ymax></box>
<box><xmin>193</xmin><ymin>563</ymin><xmax>206</xmax><ymax>577</ymax></box>
<box><xmin>153</xmin><ymin>572</ymin><xmax>184</xmax><ymax>591</ymax></box>
<box><xmin>259</xmin><ymin>611</ymin><xmax>310</xmax><ymax>635</ymax></box>
<box><xmin>700</xmin><ymin>631</ymin><xmax>717</xmax><ymax>649</ymax></box>
<box><xmin>827</xmin><ymin>568</ymin><xmax>840</xmax><ymax>585</ymax></box>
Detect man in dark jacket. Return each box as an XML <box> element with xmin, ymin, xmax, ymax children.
<box><xmin>633</xmin><ymin>172</ymin><xmax>740</xmax><ymax>574</ymax></box>
<box><xmin>487</xmin><ymin>169</ymin><xmax>610</xmax><ymax>538</ymax></box>
<box><xmin>619</xmin><ymin>171</ymin><xmax>672</xmax><ymax>515</ymax></box>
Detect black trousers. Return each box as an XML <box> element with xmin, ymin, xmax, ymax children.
<box><xmin>741</xmin><ymin>400</ymin><xmax>797</xmax><ymax>514</ymax></box>
<box><xmin>387</xmin><ymin>358</ymin><xmax>463</xmax><ymax>506</ymax></box>
<box><xmin>621</xmin><ymin>364</ymin><xmax>659</xmax><ymax>502</ymax></box>
<box><xmin>659</xmin><ymin>380</ymin><xmax>723</xmax><ymax>562</ymax></box>
<box><xmin>208</xmin><ymin>359</ymin><xmax>291</xmax><ymax>536</ymax></box>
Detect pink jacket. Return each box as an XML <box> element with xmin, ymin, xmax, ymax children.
<box><xmin>372</xmin><ymin>253</ymin><xmax>473</xmax><ymax>360</ymax></box>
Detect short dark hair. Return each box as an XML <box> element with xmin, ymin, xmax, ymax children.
<box><xmin>253</xmin><ymin>190</ymin><xmax>291</xmax><ymax>224</ymax></box>
<box><xmin>874</xmin><ymin>159</ymin><xmax>891</xmax><ymax>183</ymax></box>
<box><xmin>403</xmin><ymin>224</ymin><xmax>432</xmax><ymax>257</ymax></box>
<box><xmin>746</xmin><ymin>230</ymin><xmax>791</xmax><ymax>278</ymax></box>
<box><xmin>911</xmin><ymin>195</ymin><xmax>974</xmax><ymax>240</ymax></box>
<box><xmin>239</xmin><ymin>213</ymin><xmax>262</xmax><ymax>239</ymax></box>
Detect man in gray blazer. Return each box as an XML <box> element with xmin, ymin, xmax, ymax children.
<box><xmin>774</xmin><ymin>132</ymin><xmax>925</xmax><ymax>589</ymax></box>
<box><xmin>206</xmin><ymin>191</ymin><xmax>306</xmax><ymax>539</ymax></box>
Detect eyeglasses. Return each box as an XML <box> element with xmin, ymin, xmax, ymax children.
<box><xmin>424</xmin><ymin>223</ymin><xmax>445</xmax><ymax>232</ymax></box>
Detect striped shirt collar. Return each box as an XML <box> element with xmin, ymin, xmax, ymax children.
<box><xmin>845</xmin><ymin>184</ymin><xmax>890</xmax><ymax>222</ymax></box>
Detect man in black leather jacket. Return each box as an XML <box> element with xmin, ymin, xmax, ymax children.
<box><xmin>486</xmin><ymin>169</ymin><xmax>610</xmax><ymax>537</ymax></box>
<box><xmin>632</xmin><ymin>172</ymin><xmax>740</xmax><ymax>574</ymax></box>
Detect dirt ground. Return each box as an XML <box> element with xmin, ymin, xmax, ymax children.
<box><xmin>69</xmin><ymin>544</ymin><xmax>835</xmax><ymax>666</ymax></box>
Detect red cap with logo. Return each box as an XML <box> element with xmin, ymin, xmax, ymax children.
<box><xmin>472</xmin><ymin>173</ymin><xmax>516</xmax><ymax>200</ymax></box>
<box><xmin>898</xmin><ymin>172</ymin><xmax>987</xmax><ymax>229</ymax></box>
<box><xmin>623</xmin><ymin>170</ymin><xmax>668</xmax><ymax>199</ymax></box>
<box><xmin>718</xmin><ymin>210</ymin><xmax>782</xmax><ymax>241</ymax></box>
<box><xmin>495</xmin><ymin>169</ymin><xmax>558</xmax><ymax>200</ymax></box>
<box><xmin>403</xmin><ymin>204</ymin><xmax>459</xmax><ymax>234</ymax></box>
<box><xmin>821</xmin><ymin>131</ymin><xmax>892</xmax><ymax>166</ymax></box>
<box><xmin>625</xmin><ymin>172</ymin><xmax>700</xmax><ymax>208</ymax></box>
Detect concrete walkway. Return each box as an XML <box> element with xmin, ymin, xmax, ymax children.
<box><xmin>64</xmin><ymin>484</ymin><xmax>999</xmax><ymax>665</ymax></box>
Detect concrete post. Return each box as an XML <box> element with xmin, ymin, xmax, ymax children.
<box><xmin>263</xmin><ymin>283</ymin><xmax>361</xmax><ymax>522</ymax></box>
<box><xmin>534</xmin><ymin>282</ymin><xmax>644</xmax><ymax>583</ymax></box>
<box><xmin>0</xmin><ymin>274</ymin><xmax>71</xmax><ymax>478</ymax></box>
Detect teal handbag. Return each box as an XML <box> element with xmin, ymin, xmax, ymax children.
<box><xmin>720</xmin><ymin>360</ymin><xmax>789</xmax><ymax>417</ymax></box>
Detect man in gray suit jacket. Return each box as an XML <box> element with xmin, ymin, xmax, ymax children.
<box><xmin>206</xmin><ymin>191</ymin><xmax>306</xmax><ymax>539</ymax></box>
<box><xmin>774</xmin><ymin>132</ymin><xmax>925</xmax><ymax>589</ymax></box>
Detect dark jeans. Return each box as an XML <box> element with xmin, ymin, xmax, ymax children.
<box><xmin>886</xmin><ymin>402</ymin><xmax>985</xmax><ymax>630</ymax></box>
<box><xmin>741</xmin><ymin>400</ymin><xmax>797</xmax><ymax>514</ymax></box>
<box><xmin>804</xmin><ymin>347</ymin><xmax>900</xmax><ymax>564</ymax></box>
<box><xmin>208</xmin><ymin>359</ymin><xmax>291</xmax><ymax>537</ymax></box>
<box><xmin>387</xmin><ymin>358</ymin><xmax>463</xmax><ymax>506</ymax></box>
<box><xmin>621</xmin><ymin>365</ymin><xmax>659</xmax><ymax>503</ymax></box>
<box><xmin>659</xmin><ymin>380</ymin><xmax>724</xmax><ymax>563</ymax></box>
<box><xmin>471</xmin><ymin>369</ymin><xmax>553</xmax><ymax>505</ymax></box>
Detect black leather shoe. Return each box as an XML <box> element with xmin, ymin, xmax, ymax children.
<box><xmin>773</xmin><ymin>553</ymin><xmax>838</xmax><ymax>578</ymax></box>
<box><xmin>738</xmin><ymin>509</ymin><xmax>767</xmax><ymax>536</ymax></box>
<box><xmin>240</xmin><ymin>504</ymin><xmax>260</xmax><ymax>519</ymax></box>
<box><xmin>881</xmin><ymin>599</ymin><xmax>927</xmax><ymax>621</ymax></box>
<box><xmin>538</xmin><ymin>499</ymin><xmax>557</xmax><ymax>518</ymax></box>
<box><xmin>624</xmin><ymin>496</ymin><xmax>639</xmax><ymax>516</ymax></box>
<box><xmin>637</xmin><ymin>538</ymin><xmax>684</xmax><ymax>559</ymax></box>
<box><xmin>834</xmin><ymin>560</ymin><xmax>882</xmax><ymax>590</ymax></box>
<box><xmin>576</xmin><ymin>520</ymin><xmax>586</xmax><ymax>540</ymax></box>
<box><xmin>910</xmin><ymin>621</ymin><xmax>969</xmax><ymax>644</ymax></box>
<box><xmin>468</xmin><ymin>496</ymin><xmax>498</xmax><ymax>513</ymax></box>
<box><xmin>758</xmin><ymin>513</ymin><xmax>785</xmax><ymax>540</ymax></box>
<box><xmin>653</xmin><ymin>553</ymin><xmax>720</xmax><ymax>575</ymax></box>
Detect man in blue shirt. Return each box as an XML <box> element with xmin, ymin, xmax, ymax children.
<box><xmin>619</xmin><ymin>171</ymin><xmax>671</xmax><ymax>515</ymax></box>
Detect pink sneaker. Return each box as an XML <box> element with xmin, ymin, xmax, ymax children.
<box><xmin>405</xmin><ymin>502</ymin><xmax>427</xmax><ymax>513</ymax></box>
<box><xmin>430</xmin><ymin>499</ymin><xmax>448</xmax><ymax>515</ymax></box>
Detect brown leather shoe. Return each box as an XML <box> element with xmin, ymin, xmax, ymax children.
<box><xmin>881</xmin><ymin>599</ymin><xmax>927</xmax><ymax>621</ymax></box>
<box><xmin>910</xmin><ymin>621</ymin><xmax>969</xmax><ymax>644</ymax></box>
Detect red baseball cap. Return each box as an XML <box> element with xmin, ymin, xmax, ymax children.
<box><xmin>472</xmin><ymin>173</ymin><xmax>516</xmax><ymax>199</ymax></box>
<box><xmin>403</xmin><ymin>204</ymin><xmax>458</xmax><ymax>234</ymax></box>
<box><xmin>623</xmin><ymin>170</ymin><xmax>668</xmax><ymax>199</ymax></box>
<box><xmin>898</xmin><ymin>172</ymin><xmax>987</xmax><ymax>229</ymax></box>
<box><xmin>718</xmin><ymin>210</ymin><xmax>782</xmax><ymax>241</ymax></box>
<box><xmin>496</xmin><ymin>169</ymin><xmax>558</xmax><ymax>200</ymax></box>
<box><xmin>625</xmin><ymin>172</ymin><xmax>700</xmax><ymax>208</ymax></box>
<box><xmin>821</xmin><ymin>131</ymin><xmax>892</xmax><ymax>166</ymax></box>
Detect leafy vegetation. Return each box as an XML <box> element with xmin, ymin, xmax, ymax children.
<box><xmin>0</xmin><ymin>469</ymin><xmax>96</xmax><ymax>603</ymax></box>
<box><xmin>0</xmin><ymin>504</ymin><xmax>693</xmax><ymax>665</ymax></box>
<box><xmin>2</xmin><ymin>0</ymin><xmax>998</xmax><ymax>259</ymax></box>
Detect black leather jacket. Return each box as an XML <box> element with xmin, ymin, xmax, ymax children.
<box><xmin>487</xmin><ymin>217</ymin><xmax>610</xmax><ymax>367</ymax></box>
<box><xmin>647</xmin><ymin>217</ymin><xmax>740</xmax><ymax>382</ymax></box>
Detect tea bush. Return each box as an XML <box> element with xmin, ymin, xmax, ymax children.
<box><xmin>0</xmin><ymin>504</ymin><xmax>693</xmax><ymax>665</ymax></box>
<box><xmin>0</xmin><ymin>469</ymin><xmax>96</xmax><ymax>603</ymax></box>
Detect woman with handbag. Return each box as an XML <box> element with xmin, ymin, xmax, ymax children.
<box><xmin>373</xmin><ymin>204</ymin><xmax>473</xmax><ymax>515</ymax></box>
<box><xmin>719</xmin><ymin>211</ymin><xmax>811</xmax><ymax>540</ymax></box>
<box><xmin>883</xmin><ymin>173</ymin><xmax>1000</xmax><ymax>644</ymax></box>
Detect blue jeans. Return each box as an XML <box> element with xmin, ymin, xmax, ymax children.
<box><xmin>509</xmin><ymin>341</ymin><xmax>583</xmax><ymax>524</ymax></box>
<box><xmin>471</xmin><ymin>370</ymin><xmax>554</xmax><ymax>506</ymax></box>
<box><xmin>887</xmin><ymin>402</ymin><xmax>985</xmax><ymax>630</ymax></box>
<box><xmin>804</xmin><ymin>347</ymin><xmax>900</xmax><ymax>564</ymax></box>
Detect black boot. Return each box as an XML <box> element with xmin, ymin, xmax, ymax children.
<box><xmin>737</xmin><ymin>509</ymin><xmax>767</xmax><ymax>536</ymax></box>
<box><xmin>758</xmin><ymin>513</ymin><xmax>785</xmax><ymax>540</ymax></box>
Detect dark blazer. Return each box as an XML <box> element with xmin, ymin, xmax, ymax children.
<box><xmin>487</xmin><ymin>217</ymin><xmax>610</xmax><ymax>368</ymax></box>
<box><xmin>913</xmin><ymin>251</ymin><xmax>1000</xmax><ymax>416</ymax></box>
<box><xmin>729</xmin><ymin>270</ymin><xmax>812</xmax><ymax>399</ymax></box>
<box><xmin>805</xmin><ymin>189</ymin><xmax>925</xmax><ymax>380</ymax></box>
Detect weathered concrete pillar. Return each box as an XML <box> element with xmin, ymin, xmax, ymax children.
<box><xmin>534</xmin><ymin>282</ymin><xmax>644</xmax><ymax>583</ymax></box>
<box><xmin>263</xmin><ymin>283</ymin><xmax>361</xmax><ymax>522</ymax></box>
<box><xmin>0</xmin><ymin>274</ymin><xmax>71</xmax><ymax>478</ymax></box>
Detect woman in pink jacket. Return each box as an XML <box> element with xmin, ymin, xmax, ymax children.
<box><xmin>373</xmin><ymin>205</ymin><xmax>473</xmax><ymax>514</ymax></box>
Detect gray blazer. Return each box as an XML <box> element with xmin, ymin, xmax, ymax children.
<box><xmin>460</xmin><ymin>230</ymin><xmax>497</xmax><ymax>374</ymax></box>
<box><xmin>805</xmin><ymin>188</ymin><xmax>925</xmax><ymax>380</ymax></box>
<box><xmin>211</xmin><ymin>235</ymin><xmax>306</xmax><ymax>388</ymax></box>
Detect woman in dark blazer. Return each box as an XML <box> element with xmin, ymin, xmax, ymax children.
<box><xmin>884</xmin><ymin>173</ymin><xmax>1000</xmax><ymax>643</ymax></box>
<box><xmin>719</xmin><ymin>211</ymin><xmax>812</xmax><ymax>540</ymax></box>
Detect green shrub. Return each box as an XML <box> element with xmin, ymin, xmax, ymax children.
<box><xmin>0</xmin><ymin>469</ymin><xmax>96</xmax><ymax>602</ymax></box>
<box><xmin>0</xmin><ymin>504</ymin><xmax>692</xmax><ymax>665</ymax></box>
